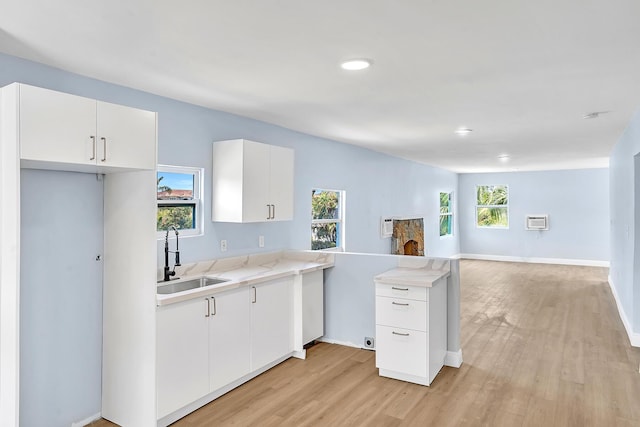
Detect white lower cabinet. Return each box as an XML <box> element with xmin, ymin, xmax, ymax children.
<box><xmin>250</xmin><ymin>278</ymin><xmax>293</xmax><ymax>370</ymax></box>
<box><xmin>157</xmin><ymin>298</ymin><xmax>210</xmax><ymax>419</ymax></box>
<box><xmin>375</xmin><ymin>279</ymin><xmax>447</xmax><ymax>386</ymax></box>
<box><xmin>157</xmin><ymin>277</ymin><xmax>294</xmax><ymax>421</ymax></box>
<box><xmin>209</xmin><ymin>287</ymin><xmax>251</xmax><ymax>392</ymax></box>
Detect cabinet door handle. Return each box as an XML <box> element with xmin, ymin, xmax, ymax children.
<box><xmin>89</xmin><ymin>136</ymin><xmax>96</xmax><ymax>160</ymax></box>
<box><xmin>252</xmin><ymin>286</ymin><xmax>256</xmax><ymax>303</ymax></box>
<box><xmin>392</xmin><ymin>301</ymin><xmax>409</xmax><ymax>306</ymax></box>
<box><xmin>100</xmin><ymin>137</ymin><xmax>107</xmax><ymax>162</ymax></box>
<box><xmin>210</xmin><ymin>297</ymin><xmax>216</xmax><ymax>316</ymax></box>
<box><xmin>205</xmin><ymin>298</ymin><xmax>210</xmax><ymax>317</ymax></box>
<box><xmin>266</xmin><ymin>205</ymin><xmax>271</xmax><ymax>220</ymax></box>
<box><xmin>272</xmin><ymin>204</ymin><xmax>275</xmax><ymax>219</ymax></box>
<box><xmin>392</xmin><ymin>331</ymin><xmax>410</xmax><ymax>336</ymax></box>
<box><xmin>391</xmin><ymin>286</ymin><xmax>409</xmax><ymax>291</ymax></box>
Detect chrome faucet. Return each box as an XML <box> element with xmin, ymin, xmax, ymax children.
<box><xmin>163</xmin><ymin>225</ymin><xmax>181</xmax><ymax>281</ymax></box>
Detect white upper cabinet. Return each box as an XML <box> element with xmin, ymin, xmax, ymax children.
<box><xmin>17</xmin><ymin>83</ymin><xmax>156</xmax><ymax>171</ymax></box>
<box><xmin>212</xmin><ymin>139</ymin><xmax>294</xmax><ymax>223</ymax></box>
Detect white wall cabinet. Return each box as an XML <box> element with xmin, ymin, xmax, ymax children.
<box><xmin>208</xmin><ymin>287</ymin><xmax>251</xmax><ymax>392</ymax></box>
<box><xmin>250</xmin><ymin>278</ymin><xmax>293</xmax><ymax>370</ymax></box>
<box><xmin>375</xmin><ymin>280</ymin><xmax>447</xmax><ymax>386</ymax></box>
<box><xmin>156</xmin><ymin>298</ymin><xmax>210</xmax><ymax>419</ymax></box>
<box><xmin>212</xmin><ymin>139</ymin><xmax>294</xmax><ymax>222</ymax></box>
<box><xmin>18</xmin><ymin>83</ymin><xmax>156</xmax><ymax>171</ymax></box>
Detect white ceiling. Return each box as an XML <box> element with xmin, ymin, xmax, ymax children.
<box><xmin>1</xmin><ymin>0</ymin><xmax>639</xmax><ymax>173</ymax></box>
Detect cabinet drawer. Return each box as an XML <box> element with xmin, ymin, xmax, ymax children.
<box><xmin>375</xmin><ymin>325</ymin><xmax>427</xmax><ymax>378</ymax></box>
<box><xmin>375</xmin><ymin>282</ymin><xmax>427</xmax><ymax>301</ymax></box>
<box><xmin>376</xmin><ymin>296</ymin><xmax>427</xmax><ymax>331</ymax></box>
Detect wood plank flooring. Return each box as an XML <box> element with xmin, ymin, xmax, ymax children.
<box><xmin>90</xmin><ymin>260</ymin><xmax>640</xmax><ymax>426</ymax></box>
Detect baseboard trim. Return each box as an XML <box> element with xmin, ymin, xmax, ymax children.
<box><xmin>71</xmin><ymin>412</ymin><xmax>101</xmax><ymax>427</ymax></box>
<box><xmin>459</xmin><ymin>253</ymin><xmax>609</xmax><ymax>268</ymax></box>
<box><xmin>444</xmin><ymin>350</ymin><xmax>463</xmax><ymax>368</ymax></box>
<box><xmin>608</xmin><ymin>276</ymin><xmax>640</xmax><ymax>347</ymax></box>
<box><xmin>318</xmin><ymin>337</ymin><xmax>367</xmax><ymax>350</ymax></box>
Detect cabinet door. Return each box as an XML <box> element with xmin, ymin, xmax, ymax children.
<box><xmin>375</xmin><ymin>325</ymin><xmax>428</xmax><ymax>379</ymax></box>
<box><xmin>302</xmin><ymin>270</ymin><xmax>323</xmax><ymax>344</ymax></box>
<box><xmin>19</xmin><ymin>84</ymin><xmax>97</xmax><ymax>165</ymax></box>
<box><xmin>269</xmin><ymin>145</ymin><xmax>294</xmax><ymax>221</ymax></box>
<box><xmin>251</xmin><ymin>278</ymin><xmax>293</xmax><ymax>370</ymax></box>
<box><xmin>97</xmin><ymin>101</ymin><xmax>156</xmax><ymax>170</ymax></box>
<box><xmin>209</xmin><ymin>287</ymin><xmax>251</xmax><ymax>391</ymax></box>
<box><xmin>157</xmin><ymin>298</ymin><xmax>210</xmax><ymax>419</ymax></box>
<box><xmin>242</xmin><ymin>140</ymin><xmax>271</xmax><ymax>222</ymax></box>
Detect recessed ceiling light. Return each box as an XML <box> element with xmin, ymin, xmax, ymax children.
<box><xmin>455</xmin><ymin>128</ymin><xmax>473</xmax><ymax>136</ymax></box>
<box><xmin>341</xmin><ymin>59</ymin><xmax>372</xmax><ymax>71</ymax></box>
<box><xmin>498</xmin><ymin>154</ymin><xmax>510</xmax><ymax>162</ymax></box>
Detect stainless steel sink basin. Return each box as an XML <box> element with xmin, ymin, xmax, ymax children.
<box><xmin>157</xmin><ymin>277</ymin><xmax>229</xmax><ymax>294</ymax></box>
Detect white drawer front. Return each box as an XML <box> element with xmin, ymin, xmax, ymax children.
<box><xmin>376</xmin><ymin>296</ymin><xmax>427</xmax><ymax>331</ymax></box>
<box><xmin>375</xmin><ymin>282</ymin><xmax>427</xmax><ymax>301</ymax></box>
<box><xmin>375</xmin><ymin>325</ymin><xmax>427</xmax><ymax>378</ymax></box>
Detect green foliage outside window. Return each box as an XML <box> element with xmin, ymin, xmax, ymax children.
<box><xmin>157</xmin><ymin>174</ymin><xmax>196</xmax><ymax>231</ymax></box>
<box><xmin>476</xmin><ymin>185</ymin><xmax>508</xmax><ymax>227</ymax></box>
<box><xmin>311</xmin><ymin>189</ymin><xmax>341</xmax><ymax>250</ymax></box>
<box><xmin>439</xmin><ymin>192</ymin><xmax>452</xmax><ymax>236</ymax></box>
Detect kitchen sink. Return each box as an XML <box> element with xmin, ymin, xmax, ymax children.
<box><xmin>157</xmin><ymin>276</ymin><xmax>229</xmax><ymax>294</ymax></box>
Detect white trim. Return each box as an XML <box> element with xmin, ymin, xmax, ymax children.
<box><xmin>607</xmin><ymin>276</ymin><xmax>640</xmax><ymax>347</ymax></box>
<box><xmin>459</xmin><ymin>253</ymin><xmax>610</xmax><ymax>268</ymax></box>
<box><xmin>444</xmin><ymin>350</ymin><xmax>463</xmax><ymax>368</ymax></box>
<box><xmin>317</xmin><ymin>337</ymin><xmax>364</xmax><ymax>349</ymax></box>
<box><xmin>71</xmin><ymin>412</ymin><xmax>101</xmax><ymax>427</ymax></box>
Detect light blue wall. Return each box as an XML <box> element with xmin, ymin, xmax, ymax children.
<box><xmin>458</xmin><ymin>169</ymin><xmax>610</xmax><ymax>262</ymax></box>
<box><xmin>610</xmin><ymin>109</ymin><xmax>640</xmax><ymax>333</ymax></box>
<box><xmin>20</xmin><ymin>170</ymin><xmax>104</xmax><ymax>427</ymax></box>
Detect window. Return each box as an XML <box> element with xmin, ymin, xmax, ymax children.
<box><xmin>476</xmin><ymin>185</ymin><xmax>509</xmax><ymax>228</ymax></box>
<box><xmin>439</xmin><ymin>192</ymin><xmax>453</xmax><ymax>237</ymax></box>
<box><xmin>157</xmin><ymin>165</ymin><xmax>203</xmax><ymax>237</ymax></box>
<box><xmin>311</xmin><ymin>189</ymin><xmax>344</xmax><ymax>251</ymax></box>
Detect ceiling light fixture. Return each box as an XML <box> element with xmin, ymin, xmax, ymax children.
<box><xmin>455</xmin><ymin>128</ymin><xmax>473</xmax><ymax>136</ymax></box>
<box><xmin>341</xmin><ymin>59</ymin><xmax>372</xmax><ymax>71</ymax></box>
<box><xmin>498</xmin><ymin>154</ymin><xmax>510</xmax><ymax>162</ymax></box>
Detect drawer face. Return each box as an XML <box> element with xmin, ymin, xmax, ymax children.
<box><xmin>375</xmin><ymin>282</ymin><xmax>427</xmax><ymax>301</ymax></box>
<box><xmin>375</xmin><ymin>325</ymin><xmax>427</xmax><ymax>378</ymax></box>
<box><xmin>376</xmin><ymin>296</ymin><xmax>427</xmax><ymax>331</ymax></box>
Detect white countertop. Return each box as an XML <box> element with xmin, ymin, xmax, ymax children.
<box><xmin>374</xmin><ymin>267</ymin><xmax>449</xmax><ymax>288</ymax></box>
<box><xmin>156</xmin><ymin>252</ymin><xmax>334</xmax><ymax>306</ymax></box>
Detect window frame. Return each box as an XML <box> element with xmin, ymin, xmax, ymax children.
<box><xmin>439</xmin><ymin>191</ymin><xmax>454</xmax><ymax>238</ymax></box>
<box><xmin>475</xmin><ymin>184</ymin><xmax>509</xmax><ymax>229</ymax></box>
<box><xmin>311</xmin><ymin>188</ymin><xmax>345</xmax><ymax>252</ymax></box>
<box><xmin>157</xmin><ymin>164</ymin><xmax>204</xmax><ymax>239</ymax></box>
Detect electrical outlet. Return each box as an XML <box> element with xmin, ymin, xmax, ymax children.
<box><xmin>220</xmin><ymin>240</ymin><xmax>227</xmax><ymax>252</ymax></box>
<box><xmin>259</xmin><ymin>235</ymin><xmax>265</xmax><ymax>248</ymax></box>
<box><xmin>364</xmin><ymin>337</ymin><xmax>375</xmax><ymax>349</ymax></box>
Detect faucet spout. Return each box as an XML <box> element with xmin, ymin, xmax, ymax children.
<box><xmin>163</xmin><ymin>225</ymin><xmax>181</xmax><ymax>281</ymax></box>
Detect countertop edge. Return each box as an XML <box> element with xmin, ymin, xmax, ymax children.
<box><xmin>156</xmin><ymin>260</ymin><xmax>333</xmax><ymax>306</ymax></box>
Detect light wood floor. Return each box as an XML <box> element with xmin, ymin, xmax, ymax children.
<box><xmin>91</xmin><ymin>260</ymin><xmax>640</xmax><ymax>426</ymax></box>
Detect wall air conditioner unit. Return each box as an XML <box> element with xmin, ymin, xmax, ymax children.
<box><xmin>525</xmin><ymin>214</ymin><xmax>549</xmax><ymax>231</ymax></box>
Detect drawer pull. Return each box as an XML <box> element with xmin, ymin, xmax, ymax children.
<box><xmin>392</xmin><ymin>301</ymin><xmax>409</xmax><ymax>306</ymax></box>
<box><xmin>391</xmin><ymin>286</ymin><xmax>409</xmax><ymax>291</ymax></box>
<box><xmin>392</xmin><ymin>331</ymin><xmax>410</xmax><ymax>336</ymax></box>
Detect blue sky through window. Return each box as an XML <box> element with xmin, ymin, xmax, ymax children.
<box><xmin>157</xmin><ymin>172</ymin><xmax>194</xmax><ymax>191</ymax></box>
